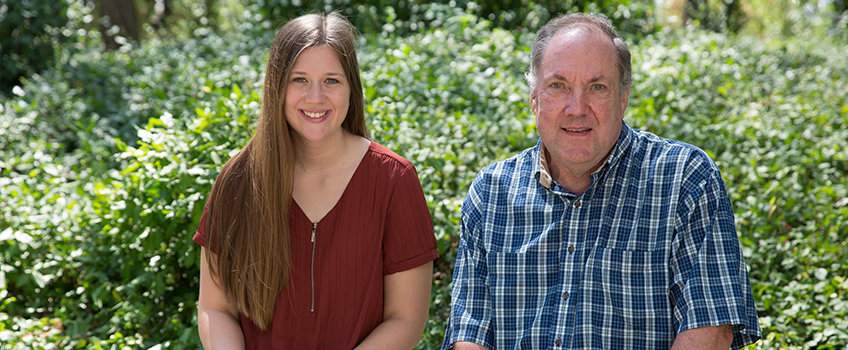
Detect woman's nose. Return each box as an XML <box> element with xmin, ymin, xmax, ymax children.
<box><xmin>305</xmin><ymin>83</ymin><xmax>324</xmax><ymax>102</ymax></box>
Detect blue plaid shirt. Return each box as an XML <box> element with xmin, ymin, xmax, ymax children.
<box><xmin>443</xmin><ymin>122</ymin><xmax>760</xmax><ymax>349</ymax></box>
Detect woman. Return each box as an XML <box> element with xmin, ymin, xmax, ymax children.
<box><xmin>194</xmin><ymin>13</ymin><xmax>438</xmax><ymax>349</ymax></box>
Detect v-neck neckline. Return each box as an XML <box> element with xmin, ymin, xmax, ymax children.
<box><xmin>292</xmin><ymin>141</ymin><xmax>373</xmax><ymax>224</ymax></box>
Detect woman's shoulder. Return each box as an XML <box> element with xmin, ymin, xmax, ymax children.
<box><xmin>364</xmin><ymin>140</ymin><xmax>415</xmax><ymax>172</ymax></box>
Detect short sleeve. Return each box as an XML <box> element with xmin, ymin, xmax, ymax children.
<box><xmin>193</xmin><ymin>200</ymin><xmax>209</xmax><ymax>247</ymax></box>
<box><xmin>192</xmin><ymin>154</ymin><xmax>244</xmax><ymax>252</ymax></box>
<box><xmin>382</xmin><ymin>163</ymin><xmax>439</xmax><ymax>275</ymax></box>
<box><xmin>442</xmin><ymin>174</ymin><xmax>495</xmax><ymax>350</ymax></box>
<box><xmin>670</xmin><ymin>167</ymin><xmax>761</xmax><ymax>349</ymax></box>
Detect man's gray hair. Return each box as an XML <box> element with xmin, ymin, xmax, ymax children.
<box><xmin>525</xmin><ymin>12</ymin><xmax>633</xmax><ymax>95</ymax></box>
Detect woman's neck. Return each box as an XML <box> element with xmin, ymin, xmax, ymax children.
<box><xmin>294</xmin><ymin>130</ymin><xmax>360</xmax><ymax>172</ymax></box>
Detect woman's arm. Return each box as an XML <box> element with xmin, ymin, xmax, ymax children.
<box><xmin>355</xmin><ymin>261</ymin><xmax>433</xmax><ymax>350</ymax></box>
<box><xmin>197</xmin><ymin>247</ymin><xmax>246</xmax><ymax>350</ymax></box>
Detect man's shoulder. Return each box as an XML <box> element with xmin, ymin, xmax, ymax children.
<box><xmin>622</xmin><ymin>128</ymin><xmax>724</xmax><ymax>193</ymax></box>
<box><xmin>464</xmin><ymin>145</ymin><xmax>538</xmax><ymax>204</ymax></box>
<box><xmin>631</xmin><ymin>128</ymin><xmax>700</xmax><ymax>152</ymax></box>
<box><xmin>629</xmin><ymin>128</ymin><xmax>716</xmax><ymax>168</ymax></box>
<box><xmin>463</xmin><ymin>145</ymin><xmax>538</xmax><ymax>218</ymax></box>
<box><xmin>475</xmin><ymin>145</ymin><xmax>537</xmax><ymax>181</ymax></box>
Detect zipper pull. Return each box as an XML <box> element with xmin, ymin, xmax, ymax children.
<box><xmin>311</xmin><ymin>222</ymin><xmax>317</xmax><ymax>243</ymax></box>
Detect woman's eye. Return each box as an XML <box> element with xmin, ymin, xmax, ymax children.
<box><xmin>292</xmin><ymin>77</ymin><xmax>307</xmax><ymax>83</ymax></box>
<box><xmin>325</xmin><ymin>78</ymin><xmax>340</xmax><ymax>84</ymax></box>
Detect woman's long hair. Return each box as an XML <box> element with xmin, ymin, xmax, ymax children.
<box><xmin>204</xmin><ymin>12</ymin><xmax>367</xmax><ymax>331</ymax></box>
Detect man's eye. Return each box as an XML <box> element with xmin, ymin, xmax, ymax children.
<box><xmin>550</xmin><ymin>82</ymin><xmax>564</xmax><ymax>89</ymax></box>
<box><xmin>592</xmin><ymin>84</ymin><xmax>606</xmax><ymax>91</ymax></box>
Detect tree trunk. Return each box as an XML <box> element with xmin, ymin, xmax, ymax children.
<box><xmin>96</xmin><ymin>0</ymin><xmax>139</xmax><ymax>50</ymax></box>
<box><xmin>205</xmin><ymin>0</ymin><xmax>218</xmax><ymax>29</ymax></box>
<box><xmin>724</xmin><ymin>0</ymin><xmax>745</xmax><ymax>33</ymax></box>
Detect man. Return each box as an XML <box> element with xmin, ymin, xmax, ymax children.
<box><xmin>442</xmin><ymin>13</ymin><xmax>761</xmax><ymax>350</ymax></box>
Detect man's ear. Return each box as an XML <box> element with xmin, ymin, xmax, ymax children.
<box><xmin>530</xmin><ymin>91</ymin><xmax>538</xmax><ymax>116</ymax></box>
<box><xmin>620</xmin><ymin>85</ymin><xmax>630</xmax><ymax>113</ymax></box>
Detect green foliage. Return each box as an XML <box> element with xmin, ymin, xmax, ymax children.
<box><xmin>0</xmin><ymin>0</ymin><xmax>71</xmax><ymax>92</ymax></box>
<box><xmin>252</xmin><ymin>0</ymin><xmax>658</xmax><ymax>37</ymax></box>
<box><xmin>0</xmin><ymin>17</ymin><xmax>271</xmax><ymax>349</ymax></box>
<box><xmin>683</xmin><ymin>0</ymin><xmax>747</xmax><ymax>32</ymax></box>
<box><xmin>83</xmin><ymin>85</ymin><xmax>257</xmax><ymax>349</ymax></box>
<box><xmin>2</xmin><ymin>2</ymin><xmax>848</xmax><ymax>350</ymax></box>
<box><xmin>741</xmin><ymin>0</ymin><xmax>848</xmax><ymax>41</ymax></box>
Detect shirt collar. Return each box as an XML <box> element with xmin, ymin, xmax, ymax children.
<box><xmin>537</xmin><ymin>140</ymin><xmax>553</xmax><ymax>189</ymax></box>
<box><xmin>535</xmin><ymin>121</ymin><xmax>634</xmax><ymax>190</ymax></box>
<box><xmin>605</xmin><ymin>121</ymin><xmax>634</xmax><ymax>169</ymax></box>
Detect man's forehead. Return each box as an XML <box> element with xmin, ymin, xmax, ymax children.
<box><xmin>551</xmin><ymin>24</ymin><xmax>598</xmax><ymax>41</ymax></box>
<box><xmin>546</xmin><ymin>25</ymin><xmax>612</xmax><ymax>52</ymax></box>
<box><xmin>539</xmin><ymin>31</ymin><xmax>617</xmax><ymax>74</ymax></box>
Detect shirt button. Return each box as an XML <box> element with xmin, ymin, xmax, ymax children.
<box><xmin>568</xmin><ymin>245</ymin><xmax>575</xmax><ymax>253</ymax></box>
<box><xmin>562</xmin><ymin>292</ymin><xmax>569</xmax><ymax>300</ymax></box>
<box><xmin>574</xmin><ymin>200</ymin><xmax>581</xmax><ymax>208</ymax></box>
<box><xmin>555</xmin><ymin>338</ymin><xmax>563</xmax><ymax>346</ymax></box>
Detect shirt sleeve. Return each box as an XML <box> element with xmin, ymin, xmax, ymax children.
<box><xmin>669</xmin><ymin>164</ymin><xmax>761</xmax><ymax>349</ymax></box>
<box><xmin>193</xmin><ymin>200</ymin><xmax>209</xmax><ymax>247</ymax></box>
<box><xmin>382</xmin><ymin>163</ymin><xmax>439</xmax><ymax>275</ymax></box>
<box><xmin>442</xmin><ymin>176</ymin><xmax>495</xmax><ymax>350</ymax></box>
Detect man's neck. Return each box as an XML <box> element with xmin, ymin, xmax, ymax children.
<box><xmin>542</xmin><ymin>145</ymin><xmax>611</xmax><ymax>195</ymax></box>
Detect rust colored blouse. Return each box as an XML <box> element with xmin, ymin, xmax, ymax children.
<box><xmin>193</xmin><ymin>141</ymin><xmax>439</xmax><ymax>349</ymax></box>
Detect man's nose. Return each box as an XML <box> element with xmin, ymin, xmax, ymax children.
<box><xmin>564</xmin><ymin>89</ymin><xmax>588</xmax><ymax>115</ymax></box>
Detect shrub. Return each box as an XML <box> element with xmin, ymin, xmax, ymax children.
<box><xmin>0</xmin><ymin>0</ymin><xmax>71</xmax><ymax>92</ymax></box>
<box><xmin>252</xmin><ymin>0</ymin><xmax>658</xmax><ymax>37</ymax></box>
<box><xmin>0</xmin><ymin>17</ymin><xmax>271</xmax><ymax>349</ymax></box>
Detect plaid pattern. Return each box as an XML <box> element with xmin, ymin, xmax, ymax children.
<box><xmin>443</xmin><ymin>123</ymin><xmax>760</xmax><ymax>350</ymax></box>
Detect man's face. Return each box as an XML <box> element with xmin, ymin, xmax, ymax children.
<box><xmin>531</xmin><ymin>27</ymin><xmax>629</xmax><ymax>180</ymax></box>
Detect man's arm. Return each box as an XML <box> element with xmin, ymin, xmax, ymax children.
<box><xmin>441</xmin><ymin>182</ymin><xmax>495</xmax><ymax>350</ymax></box>
<box><xmin>671</xmin><ymin>325</ymin><xmax>733</xmax><ymax>350</ymax></box>
<box><xmin>452</xmin><ymin>341</ymin><xmax>491</xmax><ymax>350</ymax></box>
<box><xmin>669</xmin><ymin>161</ymin><xmax>760</xmax><ymax>348</ymax></box>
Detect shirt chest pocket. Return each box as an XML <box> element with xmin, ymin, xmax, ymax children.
<box><xmin>583</xmin><ymin>248</ymin><xmax>672</xmax><ymax>336</ymax></box>
<box><xmin>597</xmin><ymin>216</ymin><xmax>669</xmax><ymax>252</ymax></box>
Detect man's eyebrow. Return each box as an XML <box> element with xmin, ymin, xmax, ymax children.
<box><xmin>588</xmin><ymin>74</ymin><xmax>607</xmax><ymax>83</ymax></box>
<box><xmin>550</xmin><ymin>73</ymin><xmax>569</xmax><ymax>81</ymax></box>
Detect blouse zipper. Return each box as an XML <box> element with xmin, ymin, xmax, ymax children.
<box><xmin>310</xmin><ymin>222</ymin><xmax>317</xmax><ymax>313</ymax></box>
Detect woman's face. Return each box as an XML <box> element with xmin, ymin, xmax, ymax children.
<box><xmin>284</xmin><ymin>45</ymin><xmax>351</xmax><ymax>145</ymax></box>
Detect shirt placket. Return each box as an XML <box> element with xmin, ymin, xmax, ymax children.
<box><xmin>549</xmin><ymin>191</ymin><xmax>586</xmax><ymax>348</ymax></box>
